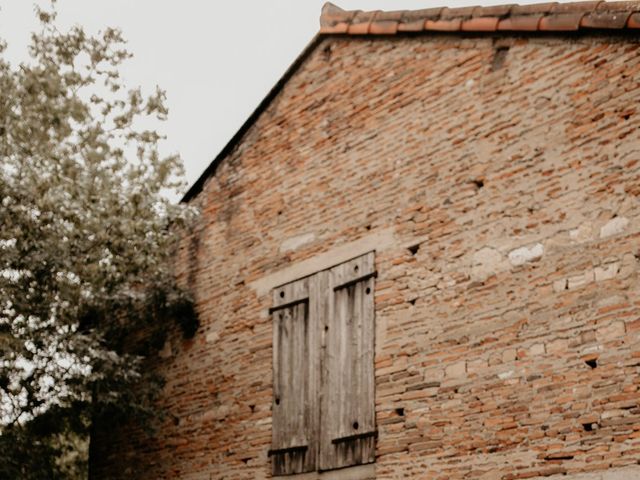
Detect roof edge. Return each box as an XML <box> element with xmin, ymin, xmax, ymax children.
<box><xmin>181</xmin><ymin>34</ymin><xmax>324</xmax><ymax>203</ymax></box>
<box><xmin>182</xmin><ymin>0</ymin><xmax>640</xmax><ymax>203</ymax></box>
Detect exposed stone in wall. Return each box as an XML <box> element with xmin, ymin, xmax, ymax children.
<box><xmin>471</xmin><ymin>246</ymin><xmax>506</xmax><ymax>282</ymax></box>
<box><xmin>92</xmin><ymin>34</ymin><xmax>640</xmax><ymax>480</ymax></box>
<box><xmin>600</xmin><ymin>217</ymin><xmax>630</xmax><ymax>239</ymax></box>
<box><xmin>508</xmin><ymin>243</ymin><xmax>544</xmax><ymax>266</ymax></box>
<box><xmin>279</xmin><ymin>232</ymin><xmax>316</xmax><ymax>252</ymax></box>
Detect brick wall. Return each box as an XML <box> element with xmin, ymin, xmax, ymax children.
<box><xmin>91</xmin><ymin>33</ymin><xmax>640</xmax><ymax>479</ymax></box>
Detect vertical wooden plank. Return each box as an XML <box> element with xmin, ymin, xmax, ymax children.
<box><xmin>361</xmin><ymin>274</ymin><xmax>376</xmax><ymax>464</ymax></box>
<box><xmin>272</xmin><ymin>307</ymin><xmax>282</xmax><ymax>450</ymax></box>
<box><xmin>271</xmin><ymin>277</ymin><xmax>316</xmax><ymax>475</ymax></box>
<box><xmin>310</xmin><ymin>270</ymin><xmax>327</xmax><ymax>470</ymax></box>
<box><xmin>320</xmin><ymin>252</ymin><xmax>376</xmax><ymax>471</ymax></box>
<box><xmin>319</xmin><ymin>267</ymin><xmax>336</xmax><ymax>471</ymax></box>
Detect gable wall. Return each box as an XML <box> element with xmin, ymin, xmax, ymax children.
<box><xmin>92</xmin><ymin>33</ymin><xmax>640</xmax><ymax>479</ymax></box>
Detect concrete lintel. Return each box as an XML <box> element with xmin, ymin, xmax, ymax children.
<box><xmin>249</xmin><ymin>228</ymin><xmax>396</xmax><ymax>296</ymax></box>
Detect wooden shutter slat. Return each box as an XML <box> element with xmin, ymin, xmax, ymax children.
<box><xmin>309</xmin><ymin>270</ymin><xmax>326</xmax><ymax>469</ymax></box>
<box><xmin>320</xmin><ymin>252</ymin><xmax>376</xmax><ymax>471</ymax></box>
<box><xmin>271</xmin><ymin>276</ymin><xmax>317</xmax><ymax>475</ymax></box>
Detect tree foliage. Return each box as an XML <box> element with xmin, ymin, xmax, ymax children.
<box><xmin>0</xmin><ymin>3</ymin><xmax>197</xmax><ymax>477</ymax></box>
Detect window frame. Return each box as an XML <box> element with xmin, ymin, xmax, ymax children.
<box><xmin>269</xmin><ymin>252</ymin><xmax>376</xmax><ymax>475</ymax></box>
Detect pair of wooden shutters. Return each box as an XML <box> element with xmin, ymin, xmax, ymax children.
<box><xmin>270</xmin><ymin>253</ymin><xmax>375</xmax><ymax>475</ymax></box>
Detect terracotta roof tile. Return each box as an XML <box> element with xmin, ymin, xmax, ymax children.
<box><xmin>321</xmin><ymin>0</ymin><xmax>640</xmax><ymax>33</ymax></box>
<box><xmin>376</xmin><ymin>10</ymin><xmax>405</xmax><ymax>21</ymax></box>
<box><xmin>370</xmin><ymin>20</ymin><xmax>400</xmax><ymax>34</ymax></box>
<box><xmin>397</xmin><ymin>7</ymin><xmax>439</xmax><ymax>31</ymax></box>
<box><xmin>347</xmin><ymin>10</ymin><xmax>379</xmax><ymax>34</ymax></box>
<box><xmin>629</xmin><ymin>11</ymin><xmax>640</xmax><ymax>25</ymax></box>
<box><xmin>551</xmin><ymin>1</ymin><xmax>603</xmax><ymax>12</ymax></box>
<box><xmin>370</xmin><ymin>10</ymin><xmax>402</xmax><ymax>34</ymax></box>
<box><xmin>539</xmin><ymin>11</ymin><xmax>585</xmax><ymax>29</ymax></box>
<box><xmin>498</xmin><ymin>15</ymin><xmax>543</xmax><ymax>30</ymax></box>
<box><xmin>474</xmin><ymin>4</ymin><xmax>516</xmax><ymax>17</ymax></box>
<box><xmin>500</xmin><ymin>2</ymin><xmax>559</xmax><ymax>15</ymax></box>
<box><xmin>426</xmin><ymin>18</ymin><xmax>463</xmax><ymax>31</ymax></box>
<box><xmin>320</xmin><ymin>3</ymin><xmax>353</xmax><ymax>25</ymax></box>
<box><xmin>596</xmin><ymin>0</ymin><xmax>637</xmax><ymax>8</ymax></box>
<box><xmin>397</xmin><ymin>19</ymin><xmax>427</xmax><ymax>32</ymax></box>
<box><xmin>462</xmin><ymin>16</ymin><xmax>501</xmax><ymax>30</ymax></box>
<box><xmin>402</xmin><ymin>7</ymin><xmax>446</xmax><ymax>20</ymax></box>
<box><xmin>581</xmin><ymin>9</ymin><xmax>632</xmax><ymax>27</ymax></box>
<box><xmin>396</xmin><ymin>20</ymin><xmax>426</xmax><ymax>32</ymax></box>
<box><xmin>320</xmin><ymin>2</ymin><xmax>356</xmax><ymax>33</ymax></box>
<box><xmin>320</xmin><ymin>22</ymin><xmax>351</xmax><ymax>34</ymax></box>
<box><xmin>442</xmin><ymin>5</ymin><xmax>480</xmax><ymax>18</ymax></box>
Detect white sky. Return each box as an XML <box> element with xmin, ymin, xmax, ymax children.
<box><xmin>1</xmin><ymin>0</ymin><xmax>554</xmax><ymax>192</ymax></box>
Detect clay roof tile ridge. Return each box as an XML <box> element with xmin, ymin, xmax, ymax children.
<box><xmin>320</xmin><ymin>1</ymin><xmax>640</xmax><ymax>33</ymax></box>
<box><xmin>322</xmin><ymin>2</ymin><xmax>345</xmax><ymax>15</ymax></box>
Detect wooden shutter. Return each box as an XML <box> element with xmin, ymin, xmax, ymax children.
<box><xmin>320</xmin><ymin>252</ymin><xmax>376</xmax><ymax>471</ymax></box>
<box><xmin>270</xmin><ymin>276</ymin><xmax>319</xmax><ymax>475</ymax></box>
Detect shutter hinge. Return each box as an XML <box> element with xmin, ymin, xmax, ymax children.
<box><xmin>331</xmin><ymin>430</ymin><xmax>377</xmax><ymax>444</ymax></box>
<box><xmin>333</xmin><ymin>271</ymin><xmax>377</xmax><ymax>291</ymax></box>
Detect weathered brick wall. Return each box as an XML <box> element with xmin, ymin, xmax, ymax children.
<box><xmin>92</xmin><ymin>33</ymin><xmax>640</xmax><ymax>479</ymax></box>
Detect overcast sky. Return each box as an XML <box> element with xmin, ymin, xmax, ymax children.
<box><xmin>1</xmin><ymin>0</ymin><xmax>553</xmax><ymax>192</ymax></box>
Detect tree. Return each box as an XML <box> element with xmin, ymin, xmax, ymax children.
<box><xmin>0</xmin><ymin>3</ymin><xmax>197</xmax><ymax>478</ymax></box>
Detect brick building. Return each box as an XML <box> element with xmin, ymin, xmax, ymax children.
<box><xmin>92</xmin><ymin>2</ymin><xmax>640</xmax><ymax>479</ymax></box>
